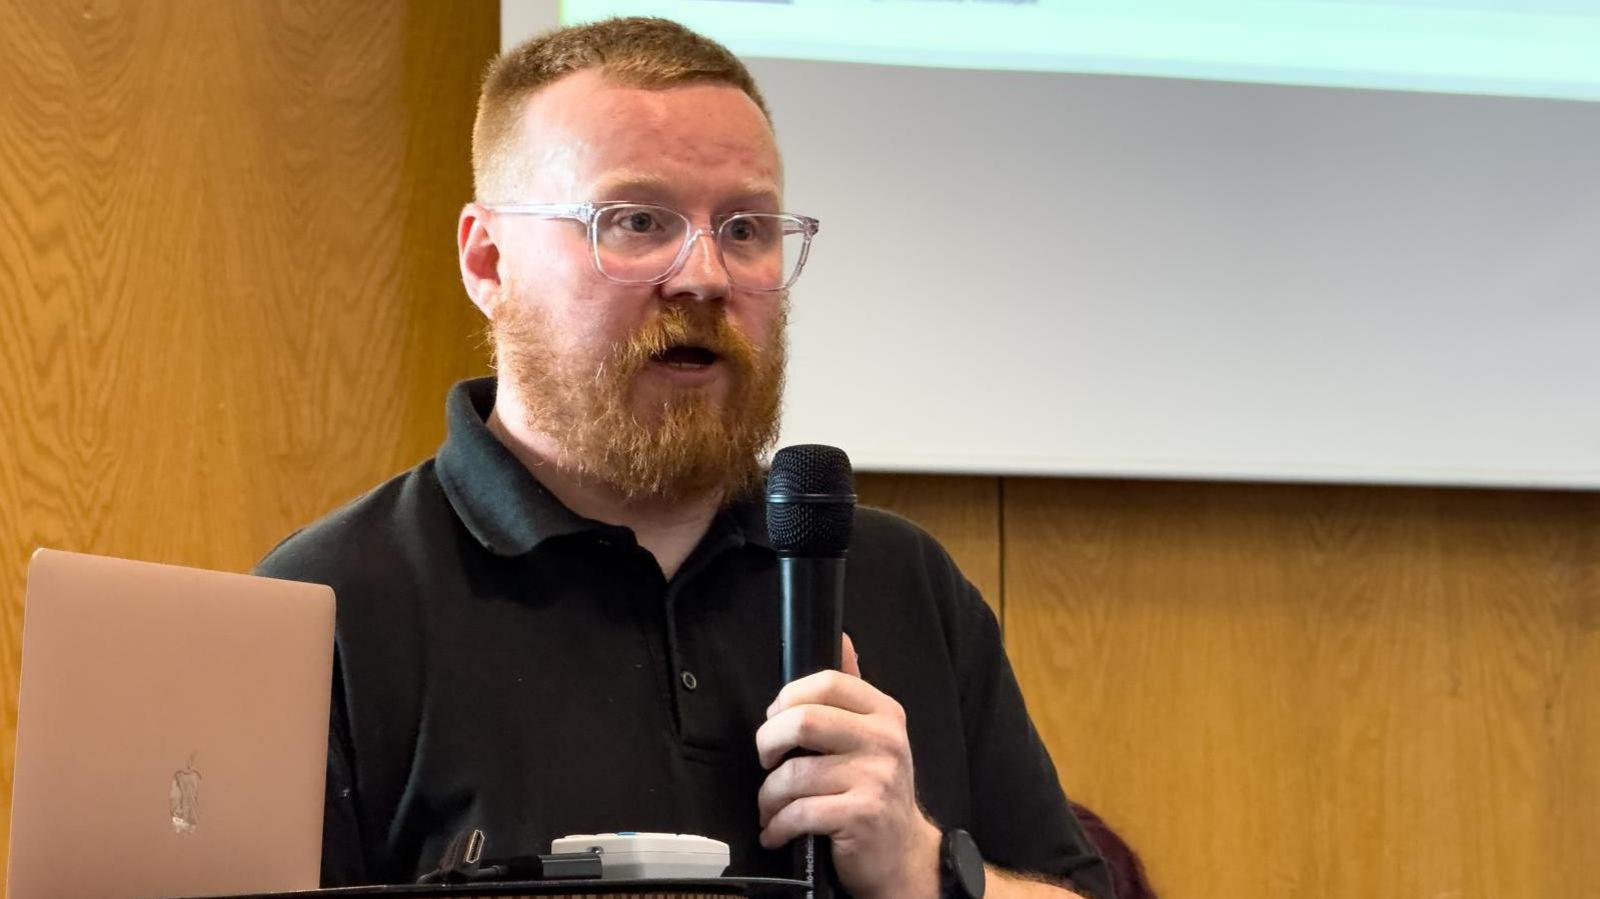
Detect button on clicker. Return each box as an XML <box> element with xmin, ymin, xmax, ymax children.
<box><xmin>679</xmin><ymin>670</ymin><xmax>699</xmax><ymax>691</ymax></box>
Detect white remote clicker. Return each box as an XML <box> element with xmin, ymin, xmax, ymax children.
<box><xmin>551</xmin><ymin>832</ymin><xmax>731</xmax><ymax>880</ymax></box>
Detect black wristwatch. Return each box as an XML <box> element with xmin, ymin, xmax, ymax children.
<box><xmin>939</xmin><ymin>828</ymin><xmax>985</xmax><ymax>899</ymax></box>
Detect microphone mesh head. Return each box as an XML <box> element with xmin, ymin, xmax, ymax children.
<box><xmin>765</xmin><ymin>444</ymin><xmax>856</xmax><ymax>556</ymax></box>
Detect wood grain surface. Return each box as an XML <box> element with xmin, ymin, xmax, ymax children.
<box><xmin>0</xmin><ymin>0</ymin><xmax>498</xmax><ymax>881</ymax></box>
<box><xmin>1003</xmin><ymin>478</ymin><xmax>1600</xmax><ymax>898</ymax></box>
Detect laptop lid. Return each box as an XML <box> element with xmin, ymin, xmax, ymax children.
<box><xmin>7</xmin><ymin>549</ymin><xmax>334</xmax><ymax>899</ymax></box>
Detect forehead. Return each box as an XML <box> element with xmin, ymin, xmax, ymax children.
<box><xmin>511</xmin><ymin>68</ymin><xmax>781</xmax><ymax>204</ymax></box>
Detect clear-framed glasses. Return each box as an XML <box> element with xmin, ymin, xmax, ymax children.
<box><xmin>482</xmin><ymin>201</ymin><xmax>819</xmax><ymax>292</ymax></box>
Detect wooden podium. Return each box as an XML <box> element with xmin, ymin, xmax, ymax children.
<box><xmin>192</xmin><ymin>877</ymin><xmax>811</xmax><ymax>899</ymax></box>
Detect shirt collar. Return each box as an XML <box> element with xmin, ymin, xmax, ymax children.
<box><xmin>436</xmin><ymin>377</ymin><xmax>772</xmax><ymax>557</ymax></box>
<box><xmin>725</xmin><ymin>486</ymin><xmax>773</xmax><ymax>551</ymax></box>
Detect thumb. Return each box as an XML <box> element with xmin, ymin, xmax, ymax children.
<box><xmin>841</xmin><ymin>632</ymin><xmax>862</xmax><ymax>678</ymax></box>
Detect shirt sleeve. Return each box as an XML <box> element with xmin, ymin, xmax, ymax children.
<box><xmin>255</xmin><ymin>546</ymin><xmax>370</xmax><ymax>885</ymax></box>
<box><xmin>952</xmin><ymin>580</ymin><xmax>1116</xmax><ymax>899</ymax></box>
<box><xmin>318</xmin><ymin>650</ymin><xmax>370</xmax><ymax>885</ymax></box>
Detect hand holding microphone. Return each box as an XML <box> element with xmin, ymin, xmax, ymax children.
<box><xmin>759</xmin><ymin>445</ymin><xmax>943</xmax><ymax>899</ymax></box>
<box><xmin>756</xmin><ymin>634</ymin><xmax>943</xmax><ymax>899</ymax></box>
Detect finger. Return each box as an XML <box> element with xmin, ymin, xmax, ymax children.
<box><xmin>767</xmin><ymin>668</ymin><xmax>889</xmax><ymax>719</ymax></box>
<box><xmin>759</xmin><ymin>792</ymin><xmax>862</xmax><ymax>850</ymax></box>
<box><xmin>755</xmin><ymin>703</ymin><xmax>873</xmax><ymax>769</ymax></box>
<box><xmin>842</xmin><ymin>632</ymin><xmax>861</xmax><ymax>679</ymax></box>
<box><xmin>756</xmin><ymin>753</ymin><xmax>854</xmax><ymax>826</ymax></box>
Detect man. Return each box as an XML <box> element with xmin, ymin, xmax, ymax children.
<box><xmin>257</xmin><ymin>17</ymin><xmax>1111</xmax><ymax>899</ymax></box>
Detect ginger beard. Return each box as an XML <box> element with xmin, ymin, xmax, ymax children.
<box><xmin>491</xmin><ymin>291</ymin><xmax>786</xmax><ymax>502</ymax></box>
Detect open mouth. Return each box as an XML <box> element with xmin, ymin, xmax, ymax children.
<box><xmin>651</xmin><ymin>344</ymin><xmax>720</xmax><ymax>369</ymax></box>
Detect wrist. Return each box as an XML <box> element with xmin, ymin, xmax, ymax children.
<box><xmin>936</xmin><ymin>827</ymin><xmax>987</xmax><ymax>899</ymax></box>
<box><xmin>886</xmin><ymin>815</ymin><xmax>944</xmax><ymax>899</ymax></box>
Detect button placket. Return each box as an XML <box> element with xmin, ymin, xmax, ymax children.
<box><xmin>661</xmin><ymin>524</ymin><xmax>744</xmax><ymax>747</ymax></box>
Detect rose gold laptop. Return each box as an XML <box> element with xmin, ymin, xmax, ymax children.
<box><xmin>7</xmin><ymin>549</ymin><xmax>334</xmax><ymax>899</ymax></box>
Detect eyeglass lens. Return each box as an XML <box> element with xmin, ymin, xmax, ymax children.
<box><xmin>592</xmin><ymin>204</ymin><xmax>807</xmax><ymax>290</ymax></box>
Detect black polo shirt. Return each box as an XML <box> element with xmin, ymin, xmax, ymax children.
<box><xmin>255</xmin><ymin>377</ymin><xmax>1110</xmax><ymax>898</ymax></box>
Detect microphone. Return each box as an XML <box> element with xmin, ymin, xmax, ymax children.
<box><xmin>766</xmin><ymin>444</ymin><xmax>855</xmax><ymax>899</ymax></box>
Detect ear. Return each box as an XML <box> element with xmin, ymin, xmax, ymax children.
<box><xmin>458</xmin><ymin>203</ymin><xmax>502</xmax><ymax>318</ymax></box>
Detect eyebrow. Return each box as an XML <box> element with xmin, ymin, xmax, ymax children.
<box><xmin>590</xmin><ymin>171</ymin><xmax>781</xmax><ymax>209</ymax></box>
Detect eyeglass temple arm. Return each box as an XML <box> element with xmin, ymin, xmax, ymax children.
<box><xmin>477</xmin><ymin>202</ymin><xmax>595</xmax><ymax>224</ymax></box>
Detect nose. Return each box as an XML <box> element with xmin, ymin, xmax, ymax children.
<box><xmin>660</xmin><ymin>227</ymin><xmax>731</xmax><ymax>303</ymax></box>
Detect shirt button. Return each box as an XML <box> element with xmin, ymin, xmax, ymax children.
<box><xmin>679</xmin><ymin>670</ymin><xmax>699</xmax><ymax>691</ymax></box>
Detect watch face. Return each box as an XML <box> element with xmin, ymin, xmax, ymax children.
<box><xmin>945</xmin><ymin>828</ymin><xmax>986</xmax><ymax>899</ymax></box>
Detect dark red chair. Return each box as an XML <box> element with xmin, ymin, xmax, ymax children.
<box><xmin>1071</xmin><ymin>802</ymin><xmax>1159</xmax><ymax>899</ymax></box>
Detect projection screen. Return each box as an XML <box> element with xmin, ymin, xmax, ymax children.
<box><xmin>502</xmin><ymin>1</ymin><xmax>1600</xmax><ymax>489</ymax></box>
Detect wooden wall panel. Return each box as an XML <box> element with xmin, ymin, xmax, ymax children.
<box><xmin>1003</xmin><ymin>478</ymin><xmax>1600</xmax><ymax>899</ymax></box>
<box><xmin>0</xmin><ymin>0</ymin><xmax>498</xmax><ymax>878</ymax></box>
<box><xmin>857</xmin><ymin>473</ymin><xmax>1003</xmax><ymax>616</ymax></box>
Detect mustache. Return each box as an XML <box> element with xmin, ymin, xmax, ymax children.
<box><xmin>613</xmin><ymin>307</ymin><xmax>761</xmax><ymax>373</ymax></box>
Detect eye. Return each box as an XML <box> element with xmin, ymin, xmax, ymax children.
<box><xmin>618</xmin><ymin>209</ymin><xmax>662</xmax><ymax>233</ymax></box>
<box><xmin>724</xmin><ymin>215</ymin><xmax>777</xmax><ymax>245</ymax></box>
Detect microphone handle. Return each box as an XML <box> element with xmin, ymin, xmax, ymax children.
<box><xmin>778</xmin><ymin>555</ymin><xmax>846</xmax><ymax>899</ymax></box>
<box><xmin>780</xmin><ymin>556</ymin><xmax>845</xmax><ymax>681</ymax></box>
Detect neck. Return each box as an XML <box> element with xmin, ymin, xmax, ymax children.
<box><xmin>486</xmin><ymin>396</ymin><xmax>721</xmax><ymax>581</ymax></box>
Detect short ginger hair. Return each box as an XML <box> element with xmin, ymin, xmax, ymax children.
<box><xmin>472</xmin><ymin>16</ymin><xmax>771</xmax><ymax>201</ymax></box>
